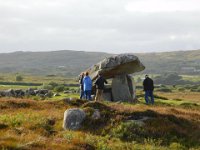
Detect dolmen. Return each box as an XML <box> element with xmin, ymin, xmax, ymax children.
<box><xmin>85</xmin><ymin>54</ymin><xmax>145</xmax><ymax>102</ymax></box>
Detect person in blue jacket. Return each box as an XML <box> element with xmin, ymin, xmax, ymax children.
<box><xmin>83</xmin><ymin>72</ymin><xmax>92</xmax><ymax>100</ymax></box>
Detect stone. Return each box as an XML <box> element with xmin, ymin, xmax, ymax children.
<box><xmin>14</xmin><ymin>89</ymin><xmax>25</xmax><ymax>97</ymax></box>
<box><xmin>5</xmin><ymin>89</ymin><xmax>15</xmax><ymax>97</ymax></box>
<box><xmin>0</xmin><ymin>88</ymin><xmax>55</xmax><ymax>98</ymax></box>
<box><xmin>102</xmin><ymin>92</ymin><xmax>112</xmax><ymax>101</ymax></box>
<box><xmin>0</xmin><ymin>91</ymin><xmax>6</xmax><ymax>97</ymax></box>
<box><xmin>126</xmin><ymin>75</ymin><xmax>133</xmax><ymax>99</ymax></box>
<box><xmin>26</xmin><ymin>88</ymin><xmax>36</xmax><ymax>96</ymax></box>
<box><xmin>64</xmin><ymin>90</ymin><xmax>70</xmax><ymax>94</ymax></box>
<box><xmin>127</xmin><ymin>116</ymin><xmax>152</xmax><ymax>127</ymax></box>
<box><xmin>111</xmin><ymin>75</ymin><xmax>133</xmax><ymax>102</ymax></box>
<box><xmin>91</xmin><ymin>109</ymin><xmax>100</xmax><ymax>120</ymax></box>
<box><xmin>63</xmin><ymin>108</ymin><xmax>86</xmax><ymax>130</ymax></box>
<box><xmin>38</xmin><ymin>89</ymin><xmax>49</xmax><ymax>95</ymax></box>
<box><xmin>54</xmin><ymin>93</ymin><xmax>61</xmax><ymax>97</ymax></box>
<box><xmin>87</xmin><ymin>54</ymin><xmax>145</xmax><ymax>80</ymax></box>
<box><xmin>45</xmin><ymin>91</ymin><xmax>53</xmax><ymax>98</ymax></box>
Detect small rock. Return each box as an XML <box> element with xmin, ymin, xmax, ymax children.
<box><xmin>91</xmin><ymin>109</ymin><xmax>101</xmax><ymax>120</ymax></box>
<box><xmin>54</xmin><ymin>93</ymin><xmax>61</xmax><ymax>97</ymax></box>
<box><xmin>128</xmin><ymin>116</ymin><xmax>152</xmax><ymax>127</ymax></box>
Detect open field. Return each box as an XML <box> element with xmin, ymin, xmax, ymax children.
<box><xmin>0</xmin><ymin>89</ymin><xmax>200</xmax><ymax>150</ymax></box>
<box><xmin>156</xmin><ymin>92</ymin><xmax>200</xmax><ymax>104</ymax></box>
<box><xmin>0</xmin><ymin>73</ymin><xmax>77</xmax><ymax>84</ymax></box>
<box><xmin>182</xmin><ymin>75</ymin><xmax>200</xmax><ymax>82</ymax></box>
<box><xmin>0</xmin><ymin>74</ymin><xmax>200</xmax><ymax>149</ymax></box>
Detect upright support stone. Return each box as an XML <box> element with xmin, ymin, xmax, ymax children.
<box><xmin>126</xmin><ymin>75</ymin><xmax>134</xmax><ymax>99</ymax></box>
<box><xmin>111</xmin><ymin>74</ymin><xmax>133</xmax><ymax>102</ymax></box>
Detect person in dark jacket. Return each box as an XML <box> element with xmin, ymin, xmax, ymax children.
<box><xmin>79</xmin><ymin>72</ymin><xmax>84</xmax><ymax>99</ymax></box>
<box><xmin>143</xmin><ymin>75</ymin><xmax>154</xmax><ymax>104</ymax></box>
<box><xmin>94</xmin><ymin>73</ymin><xmax>107</xmax><ymax>101</ymax></box>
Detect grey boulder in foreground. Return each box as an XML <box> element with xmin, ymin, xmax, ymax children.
<box><xmin>63</xmin><ymin>108</ymin><xmax>86</xmax><ymax>130</ymax></box>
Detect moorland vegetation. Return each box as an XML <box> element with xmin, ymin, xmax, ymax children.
<box><xmin>0</xmin><ymin>73</ymin><xmax>199</xmax><ymax>150</ymax></box>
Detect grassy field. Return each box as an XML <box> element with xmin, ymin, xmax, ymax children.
<box><xmin>182</xmin><ymin>75</ymin><xmax>200</xmax><ymax>82</ymax></box>
<box><xmin>0</xmin><ymin>74</ymin><xmax>200</xmax><ymax>149</ymax></box>
<box><xmin>0</xmin><ymin>73</ymin><xmax>77</xmax><ymax>84</ymax></box>
<box><xmin>0</xmin><ymin>89</ymin><xmax>200</xmax><ymax>150</ymax></box>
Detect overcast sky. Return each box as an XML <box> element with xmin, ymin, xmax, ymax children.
<box><xmin>0</xmin><ymin>0</ymin><xmax>200</xmax><ymax>53</ymax></box>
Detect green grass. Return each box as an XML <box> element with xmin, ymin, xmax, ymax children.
<box><xmin>0</xmin><ymin>73</ymin><xmax>77</xmax><ymax>84</ymax></box>
<box><xmin>182</xmin><ymin>75</ymin><xmax>200</xmax><ymax>82</ymax></box>
<box><xmin>0</xmin><ymin>85</ymin><xmax>39</xmax><ymax>90</ymax></box>
<box><xmin>48</xmin><ymin>93</ymin><xmax>79</xmax><ymax>100</ymax></box>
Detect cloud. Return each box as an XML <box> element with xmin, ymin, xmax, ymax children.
<box><xmin>0</xmin><ymin>0</ymin><xmax>199</xmax><ymax>53</ymax></box>
<box><xmin>125</xmin><ymin>0</ymin><xmax>200</xmax><ymax>13</ymax></box>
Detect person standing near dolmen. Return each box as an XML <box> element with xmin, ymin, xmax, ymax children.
<box><xmin>83</xmin><ymin>72</ymin><xmax>92</xmax><ymax>100</ymax></box>
<box><xmin>143</xmin><ymin>75</ymin><xmax>154</xmax><ymax>104</ymax></box>
<box><xmin>94</xmin><ymin>73</ymin><xmax>108</xmax><ymax>101</ymax></box>
<box><xmin>79</xmin><ymin>72</ymin><xmax>85</xmax><ymax>99</ymax></box>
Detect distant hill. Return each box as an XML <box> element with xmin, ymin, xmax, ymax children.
<box><xmin>0</xmin><ymin>50</ymin><xmax>111</xmax><ymax>76</ymax></box>
<box><xmin>137</xmin><ymin>50</ymin><xmax>200</xmax><ymax>75</ymax></box>
<box><xmin>0</xmin><ymin>49</ymin><xmax>200</xmax><ymax>76</ymax></box>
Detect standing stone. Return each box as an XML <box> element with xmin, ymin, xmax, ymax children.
<box><xmin>126</xmin><ymin>75</ymin><xmax>134</xmax><ymax>99</ymax></box>
<box><xmin>112</xmin><ymin>75</ymin><xmax>133</xmax><ymax>102</ymax></box>
<box><xmin>63</xmin><ymin>108</ymin><xmax>86</xmax><ymax>130</ymax></box>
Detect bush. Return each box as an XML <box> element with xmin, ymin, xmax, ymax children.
<box><xmin>42</xmin><ymin>84</ymin><xmax>54</xmax><ymax>90</ymax></box>
<box><xmin>177</xmin><ymin>87</ymin><xmax>186</xmax><ymax>92</ymax></box>
<box><xmin>197</xmin><ymin>87</ymin><xmax>200</xmax><ymax>92</ymax></box>
<box><xmin>48</xmin><ymin>82</ymin><xmax>58</xmax><ymax>88</ymax></box>
<box><xmin>154</xmin><ymin>73</ymin><xmax>182</xmax><ymax>85</ymax></box>
<box><xmin>156</xmin><ymin>87</ymin><xmax>172</xmax><ymax>92</ymax></box>
<box><xmin>15</xmin><ymin>75</ymin><xmax>23</xmax><ymax>81</ymax></box>
<box><xmin>190</xmin><ymin>85</ymin><xmax>200</xmax><ymax>92</ymax></box>
<box><xmin>54</xmin><ymin>85</ymin><xmax>65</xmax><ymax>92</ymax></box>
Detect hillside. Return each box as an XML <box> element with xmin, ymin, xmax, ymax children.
<box><xmin>137</xmin><ymin>50</ymin><xmax>200</xmax><ymax>74</ymax></box>
<box><xmin>0</xmin><ymin>50</ymin><xmax>111</xmax><ymax>76</ymax></box>
<box><xmin>0</xmin><ymin>49</ymin><xmax>200</xmax><ymax>76</ymax></box>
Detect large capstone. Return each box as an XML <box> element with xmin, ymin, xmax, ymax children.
<box><xmin>63</xmin><ymin>108</ymin><xmax>86</xmax><ymax>130</ymax></box>
<box><xmin>87</xmin><ymin>54</ymin><xmax>145</xmax><ymax>80</ymax></box>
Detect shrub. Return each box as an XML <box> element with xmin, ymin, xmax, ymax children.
<box><xmin>177</xmin><ymin>87</ymin><xmax>186</xmax><ymax>92</ymax></box>
<box><xmin>190</xmin><ymin>86</ymin><xmax>200</xmax><ymax>92</ymax></box>
<box><xmin>156</xmin><ymin>87</ymin><xmax>172</xmax><ymax>92</ymax></box>
<box><xmin>48</xmin><ymin>81</ymin><xmax>58</xmax><ymax>88</ymax></box>
<box><xmin>197</xmin><ymin>87</ymin><xmax>200</xmax><ymax>92</ymax></box>
<box><xmin>42</xmin><ymin>84</ymin><xmax>54</xmax><ymax>90</ymax></box>
<box><xmin>54</xmin><ymin>85</ymin><xmax>65</xmax><ymax>92</ymax></box>
<box><xmin>154</xmin><ymin>73</ymin><xmax>182</xmax><ymax>85</ymax></box>
<box><xmin>15</xmin><ymin>75</ymin><xmax>23</xmax><ymax>81</ymax></box>
<box><xmin>169</xmin><ymin>142</ymin><xmax>185</xmax><ymax>150</ymax></box>
<box><xmin>110</xmin><ymin>121</ymin><xmax>145</xmax><ymax>142</ymax></box>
